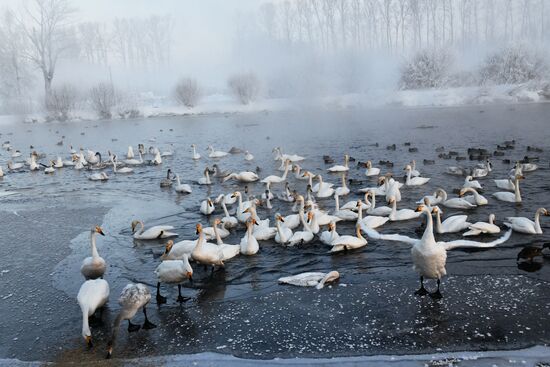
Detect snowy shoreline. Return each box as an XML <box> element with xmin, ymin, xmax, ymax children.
<box><xmin>1</xmin><ymin>83</ymin><xmax>548</xmax><ymax>127</ymax></box>
<box><xmin>2</xmin><ymin>345</ymin><xmax>550</xmax><ymax>366</ymax></box>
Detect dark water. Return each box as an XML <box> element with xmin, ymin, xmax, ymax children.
<box><xmin>0</xmin><ymin>103</ymin><xmax>549</xmax><ymax>363</ymax></box>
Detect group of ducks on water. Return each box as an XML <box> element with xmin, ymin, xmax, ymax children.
<box><xmin>70</xmin><ymin>140</ymin><xmax>550</xmax><ymax>358</ymax></box>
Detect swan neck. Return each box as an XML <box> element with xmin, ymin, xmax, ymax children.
<box><xmin>514</xmin><ymin>178</ymin><xmax>521</xmax><ymax>201</ymax></box>
<box><xmin>357</xmin><ymin>204</ymin><xmax>363</xmax><ymax>222</ymax></box>
<box><xmin>213</xmin><ymin>223</ymin><xmax>222</xmax><ymax>245</ymax></box>
<box><xmin>356</xmin><ymin>225</ymin><xmax>363</xmax><ymax>239</ymax></box>
<box><xmin>222</xmin><ymin>201</ymin><xmax>230</xmax><ymax>217</ymax></box>
<box><xmin>534</xmin><ymin>209</ymin><xmax>543</xmax><ymax>233</ymax></box>
<box><xmin>421</xmin><ymin>209</ymin><xmax>436</xmax><ymax>244</ymax></box>
<box><xmin>334</xmin><ymin>195</ymin><xmax>340</xmax><ymax>211</ymax></box>
<box><xmin>91</xmin><ymin>232</ymin><xmax>100</xmax><ymax>259</ymax></box>
<box><xmin>435</xmin><ymin>210</ymin><xmax>442</xmax><ymax>232</ymax></box>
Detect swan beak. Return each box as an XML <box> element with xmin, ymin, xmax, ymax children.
<box><xmin>253</xmin><ymin>219</ymin><xmax>259</xmax><ymax>226</ymax></box>
<box><xmin>243</xmin><ymin>208</ymin><xmax>250</xmax><ymax>214</ymax></box>
<box><xmin>545</xmin><ymin>210</ymin><xmax>549</xmax><ymax>216</ymax></box>
<box><xmin>279</xmin><ymin>217</ymin><xmax>285</xmax><ymax>222</ymax></box>
<box><xmin>106</xmin><ymin>346</ymin><xmax>113</xmax><ymax>359</ymax></box>
<box><xmin>85</xmin><ymin>335</ymin><xmax>93</xmax><ymax>348</ymax></box>
<box><xmin>195</xmin><ymin>224</ymin><xmax>202</xmax><ymax>234</ymax></box>
<box><xmin>186</xmin><ymin>271</ymin><xmax>193</xmax><ymax>280</ymax></box>
<box><xmin>415</xmin><ymin>205</ymin><xmax>424</xmax><ymax>212</ymax></box>
<box><xmin>96</xmin><ymin>227</ymin><xmax>105</xmax><ymax>236</ymax></box>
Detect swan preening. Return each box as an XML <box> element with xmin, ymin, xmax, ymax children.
<box><xmin>279</xmin><ymin>271</ymin><xmax>340</xmax><ymax>289</ymax></box>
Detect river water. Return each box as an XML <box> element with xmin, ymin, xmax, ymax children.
<box><xmin>0</xmin><ymin>103</ymin><xmax>548</xmax><ymax>363</ymax></box>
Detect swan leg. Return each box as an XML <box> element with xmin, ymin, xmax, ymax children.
<box><xmin>414</xmin><ymin>276</ymin><xmax>429</xmax><ymax>296</ymax></box>
<box><xmin>177</xmin><ymin>284</ymin><xmax>190</xmax><ymax>303</ymax></box>
<box><xmin>142</xmin><ymin>306</ymin><xmax>157</xmax><ymax>329</ymax></box>
<box><xmin>430</xmin><ymin>279</ymin><xmax>443</xmax><ymax>299</ymax></box>
<box><xmin>156</xmin><ymin>282</ymin><xmax>167</xmax><ymax>304</ymax></box>
<box><xmin>127</xmin><ymin>320</ymin><xmax>141</xmax><ymax>332</ymax></box>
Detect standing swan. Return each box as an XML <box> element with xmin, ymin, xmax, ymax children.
<box><xmin>106</xmin><ymin>283</ymin><xmax>156</xmax><ymax>359</ymax></box>
<box><xmin>81</xmin><ymin>226</ymin><xmax>106</xmax><ymax>280</ymax></box>
<box><xmin>155</xmin><ymin>257</ymin><xmax>193</xmax><ymax>304</ymax></box>
<box><xmin>77</xmin><ymin>278</ymin><xmax>109</xmax><ymax>348</ymax></box>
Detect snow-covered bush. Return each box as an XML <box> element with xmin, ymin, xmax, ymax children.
<box><xmin>47</xmin><ymin>84</ymin><xmax>78</xmax><ymax>121</ymax></box>
<box><xmin>479</xmin><ymin>44</ymin><xmax>548</xmax><ymax>85</ymax></box>
<box><xmin>174</xmin><ymin>77</ymin><xmax>201</xmax><ymax>108</ymax></box>
<box><xmin>400</xmin><ymin>49</ymin><xmax>454</xmax><ymax>89</ymax></box>
<box><xmin>115</xmin><ymin>91</ymin><xmax>141</xmax><ymax>119</ymax></box>
<box><xmin>89</xmin><ymin>82</ymin><xmax>117</xmax><ymax>119</ymax></box>
<box><xmin>228</xmin><ymin>72</ymin><xmax>260</xmax><ymax>104</ymax></box>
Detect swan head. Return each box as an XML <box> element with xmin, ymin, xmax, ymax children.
<box><xmin>196</xmin><ymin>223</ymin><xmax>203</xmax><ymax>234</ymax></box>
<box><xmin>275</xmin><ymin>213</ymin><xmax>284</xmax><ymax>222</ymax></box>
<box><xmin>415</xmin><ymin>204</ymin><xmax>428</xmax><ymax>212</ymax></box>
<box><xmin>231</xmin><ymin>191</ymin><xmax>239</xmax><ymax>199</ymax></box>
<box><xmin>84</xmin><ymin>334</ymin><xmax>92</xmax><ymax>348</ymax></box>
<box><xmin>365</xmin><ymin>160</ymin><xmax>372</xmax><ymax>168</ymax></box>
<box><xmin>356</xmin><ymin>200</ymin><xmax>363</xmax><ymax>208</ymax></box>
<box><xmin>432</xmin><ymin>206</ymin><xmax>442</xmax><ymax>214</ymax></box>
<box><xmin>387</xmin><ymin>196</ymin><xmax>396</xmax><ymax>204</ymax></box>
<box><xmin>162</xmin><ymin>240</ymin><xmax>174</xmax><ymax>258</ymax></box>
<box><xmin>328</xmin><ymin>222</ymin><xmax>335</xmax><ymax>231</ymax></box>
<box><xmin>93</xmin><ymin>226</ymin><xmax>105</xmax><ymax>236</ymax></box>
<box><xmin>214</xmin><ymin>218</ymin><xmax>222</xmax><ymax>225</ymax></box>
<box><xmin>306</xmin><ymin>211</ymin><xmax>314</xmax><ymax>223</ymax></box>
<box><xmin>404</xmin><ymin>164</ymin><xmax>412</xmax><ymax>171</ymax></box>
<box><xmin>131</xmin><ymin>220</ymin><xmax>141</xmax><ymax>233</ymax></box>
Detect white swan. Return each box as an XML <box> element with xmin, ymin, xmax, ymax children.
<box><xmin>222</xmin><ymin>171</ymin><xmax>259</xmax><ymax>183</ymax></box>
<box><xmin>212</xmin><ymin>219</ymin><xmax>240</xmax><ymax>261</ymax></box>
<box><xmin>404</xmin><ymin>164</ymin><xmax>430</xmax><ymax>186</ymax></box>
<box><xmin>316</xmin><ymin>180</ymin><xmax>335</xmax><ymax>199</ymax></box>
<box><xmin>357</xmin><ymin>200</ymin><xmax>389</xmax><ymax>229</ymax></box>
<box><xmin>240</xmin><ymin>218</ymin><xmax>260</xmax><ymax>255</ymax></box>
<box><xmin>106</xmin><ymin>283</ymin><xmax>155</xmax><ymax>359</ymax></box>
<box><xmin>463</xmin><ymin>214</ymin><xmax>500</xmax><ymax>236</ymax></box>
<box><xmin>200</xmin><ymin>197</ymin><xmax>215</xmax><ymax>215</ymax></box>
<box><xmin>416</xmin><ymin>188</ymin><xmax>446</xmax><ymax>206</ymax></box>
<box><xmin>292</xmin><ymin>164</ymin><xmax>308</xmax><ymax>180</ymax></box>
<box><xmin>8</xmin><ymin>161</ymin><xmax>23</xmax><ymax>170</ymax></box>
<box><xmin>459</xmin><ymin>187</ymin><xmax>488</xmax><ymax>206</ymax></box>
<box><xmin>388</xmin><ymin>196</ymin><xmax>421</xmax><ymax>221</ymax></box>
<box><xmin>203</xmin><ymin>219</ymin><xmax>230</xmax><ymax>241</ymax></box>
<box><xmin>174</xmin><ymin>174</ymin><xmax>192</xmax><ymax>194</ymax></box>
<box><xmin>364</xmin><ymin>160</ymin><xmax>380</xmax><ymax>176</ymax></box>
<box><xmin>334</xmin><ymin>174</ymin><xmax>350</xmax><ymax>196</ymax></box>
<box><xmin>432</xmin><ymin>206</ymin><xmax>471</xmax><ymax>234</ymax></box>
<box><xmin>161</xmin><ymin>239</ymin><xmax>196</xmax><ymax>261</ymax></box>
<box><xmin>124</xmin><ymin>152</ymin><xmax>143</xmax><ymax>165</ymax></box>
<box><xmin>333</xmin><ymin>193</ymin><xmax>358</xmax><ymax>221</ymax></box>
<box><xmin>89</xmin><ymin>172</ymin><xmax>109</xmax><ymax>181</ymax></box>
<box><xmin>219</xmin><ymin>196</ymin><xmax>238</xmax><ymax>229</ymax></box>
<box><xmin>320</xmin><ymin>222</ymin><xmax>339</xmax><ymax>245</ymax></box>
<box><xmin>274</xmin><ymin>214</ymin><xmax>293</xmax><ymax>245</ymax></box>
<box><xmin>207</xmin><ymin>145</ymin><xmax>228</xmax><ymax>158</ymax></box>
<box><xmin>283</xmin><ymin>196</ymin><xmax>305</xmax><ymax>230</ymax></box>
<box><xmin>232</xmin><ymin>191</ymin><xmax>253</xmax><ymax>223</ymax></box>
<box><xmin>312</xmin><ymin>174</ymin><xmax>334</xmax><ymax>193</ymax></box>
<box><xmin>155</xmin><ymin>258</ymin><xmax>193</xmax><ymax>304</ymax></box>
<box><xmin>504</xmin><ymin>208</ymin><xmax>548</xmax><ymax>234</ymax></box>
<box><xmin>493</xmin><ymin>175</ymin><xmax>523</xmax><ymax>203</ymax></box>
<box><xmin>192</xmin><ymin>223</ymin><xmax>224</xmax><ymax>266</ymax></box>
<box><xmin>384</xmin><ymin>176</ymin><xmax>402</xmax><ymax>202</ymax></box>
<box><xmin>365</xmin><ymin>205</ymin><xmax>512</xmax><ymax>298</ymax></box>
<box><xmin>112</xmin><ymin>156</ymin><xmax>133</xmax><ymax>174</ymax></box>
<box><xmin>327</xmin><ymin>154</ymin><xmax>349</xmax><ymax>172</ymax></box>
<box><xmin>131</xmin><ymin>220</ymin><xmax>177</xmax><ymax>240</ymax></box>
<box><xmin>81</xmin><ymin>226</ymin><xmax>107</xmax><ymax>279</ymax></box>
<box><xmin>198</xmin><ymin>168</ymin><xmax>212</xmax><ymax>185</ymax></box>
<box><xmin>365</xmin><ymin>191</ymin><xmax>392</xmax><ymax>216</ymax></box>
<box><xmin>272</xmin><ymin>147</ymin><xmax>305</xmax><ymax>162</ymax></box>
<box><xmin>127</xmin><ymin>146</ymin><xmax>134</xmax><ymax>159</ymax></box>
<box><xmin>463</xmin><ymin>176</ymin><xmax>482</xmax><ymax>190</ymax></box>
<box><xmin>244</xmin><ymin>150</ymin><xmax>254</xmax><ymax>161</ymax></box>
<box><xmin>438</xmin><ymin>189</ymin><xmax>477</xmax><ymax>209</ymax></box>
<box><xmin>77</xmin><ymin>278</ymin><xmax>109</xmax><ymax>347</ymax></box>
<box><xmin>331</xmin><ymin>223</ymin><xmax>367</xmax><ymax>252</ymax></box>
<box><xmin>279</xmin><ymin>271</ymin><xmax>339</xmax><ymax>289</ymax></box>
<box><xmin>494</xmin><ymin>178</ymin><xmax>515</xmax><ymax>191</ymax></box>
<box><xmin>288</xmin><ymin>211</ymin><xmax>315</xmax><ymax>246</ymax></box>
<box><xmin>261</xmin><ymin>159</ymin><xmax>290</xmax><ymax>184</ymax></box>
<box><xmin>191</xmin><ymin>144</ymin><xmax>201</xmax><ymax>160</ymax></box>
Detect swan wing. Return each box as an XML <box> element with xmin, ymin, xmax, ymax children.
<box><xmin>359</xmin><ymin>224</ymin><xmax>419</xmax><ymax>245</ymax></box>
<box><xmin>443</xmin><ymin>229</ymin><xmax>511</xmax><ymax>251</ymax></box>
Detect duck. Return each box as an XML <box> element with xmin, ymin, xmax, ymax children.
<box><xmin>333</xmin><ymin>193</ymin><xmax>358</xmax><ymax>221</ymax></box>
<box><xmin>463</xmin><ymin>214</ymin><xmax>500</xmax><ymax>236</ymax></box>
<box><xmin>278</xmin><ymin>271</ymin><xmax>339</xmax><ymax>289</ymax></box>
<box><xmin>334</xmin><ymin>174</ymin><xmax>350</xmax><ymax>196</ymax></box>
<box><xmin>80</xmin><ymin>226</ymin><xmax>107</xmax><ymax>279</ymax></box>
<box><xmin>331</xmin><ymin>223</ymin><xmax>367</xmax><ymax>252</ymax></box>
<box><xmin>244</xmin><ymin>151</ymin><xmax>254</xmax><ymax>161</ymax></box>
<box><xmin>197</xmin><ymin>168</ymin><xmax>212</xmax><ymax>185</ymax></box>
<box><xmin>463</xmin><ymin>176</ymin><xmax>482</xmax><ymax>190</ymax></box>
<box><xmin>207</xmin><ymin>145</ymin><xmax>228</xmax><ymax>158</ymax></box>
<box><xmin>388</xmin><ymin>196</ymin><xmax>421</xmax><ymax>221</ymax></box>
<box><xmin>200</xmin><ymin>197</ymin><xmax>215</xmax><ymax>215</ymax></box>
<box><xmin>89</xmin><ymin>172</ymin><xmax>109</xmax><ymax>181</ymax></box>
<box><xmin>174</xmin><ymin>174</ymin><xmax>192</xmax><ymax>194</ymax></box>
<box><xmin>159</xmin><ymin>169</ymin><xmax>173</xmax><ymax>187</ymax></box>
<box><xmin>288</xmin><ymin>211</ymin><xmax>315</xmax><ymax>246</ymax></box>
<box><xmin>366</xmin><ymin>205</ymin><xmax>512</xmax><ymax>298</ymax></box>
<box><xmin>432</xmin><ymin>206</ymin><xmax>471</xmax><ymax>234</ymax></box>
<box><xmin>191</xmin><ymin>144</ymin><xmax>201</xmax><ymax>160</ymax></box>
<box><xmin>364</xmin><ymin>160</ymin><xmax>380</xmax><ymax>176</ymax></box>
<box><xmin>261</xmin><ymin>159</ymin><xmax>290</xmax><ymax>184</ymax></box>
<box><xmin>504</xmin><ymin>208</ymin><xmax>549</xmax><ymax>234</ymax></box>
<box><xmin>493</xmin><ymin>175</ymin><xmax>523</xmax><ymax>203</ymax></box>
<box><xmin>106</xmin><ymin>283</ymin><xmax>156</xmax><ymax>359</ymax></box>
<box><xmin>274</xmin><ymin>214</ymin><xmax>293</xmax><ymax>245</ymax></box>
<box><xmin>211</xmin><ymin>219</ymin><xmax>240</xmax><ymax>260</ymax></box>
<box><xmin>77</xmin><ymin>278</ymin><xmax>109</xmax><ymax>348</ymax></box>
<box><xmin>192</xmin><ymin>223</ymin><xmax>224</xmax><ymax>266</ymax></box>
<box><xmin>154</xmin><ymin>257</ymin><xmax>193</xmax><ymax>304</ymax></box>
<box><xmin>112</xmin><ymin>156</ymin><xmax>133</xmax><ymax>174</ymax></box>
<box><xmin>459</xmin><ymin>187</ymin><xmax>488</xmax><ymax>206</ymax></box>
<box><xmin>327</xmin><ymin>154</ymin><xmax>349</xmax><ymax>172</ymax></box>
<box><xmin>438</xmin><ymin>189</ymin><xmax>477</xmax><ymax>209</ymax></box>
<box><xmin>222</xmin><ymin>171</ymin><xmax>259</xmax><ymax>183</ymax></box>
<box><xmin>240</xmin><ymin>218</ymin><xmax>260</xmax><ymax>255</ymax></box>
<box><xmin>404</xmin><ymin>164</ymin><xmax>430</xmax><ymax>186</ymax></box>
<box><xmin>320</xmin><ymin>222</ymin><xmax>339</xmax><ymax>245</ymax></box>
<box><xmin>131</xmin><ymin>220</ymin><xmax>177</xmax><ymax>240</ymax></box>
<box><xmin>203</xmin><ymin>219</ymin><xmax>230</xmax><ymax>241</ymax></box>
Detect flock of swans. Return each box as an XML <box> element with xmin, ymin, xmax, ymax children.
<box><xmin>2</xmin><ymin>139</ymin><xmax>547</xmax><ymax>358</ymax></box>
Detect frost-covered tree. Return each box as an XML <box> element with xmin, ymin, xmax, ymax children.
<box><xmin>400</xmin><ymin>48</ymin><xmax>454</xmax><ymax>89</ymax></box>
<box><xmin>174</xmin><ymin>78</ymin><xmax>201</xmax><ymax>108</ymax></box>
<box><xmin>47</xmin><ymin>84</ymin><xmax>78</xmax><ymax>121</ymax></box>
<box><xmin>90</xmin><ymin>83</ymin><xmax>117</xmax><ymax>119</ymax></box>
<box><xmin>228</xmin><ymin>73</ymin><xmax>261</xmax><ymax>105</ymax></box>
